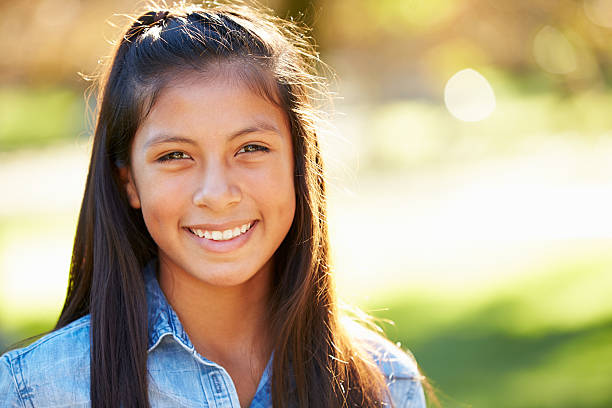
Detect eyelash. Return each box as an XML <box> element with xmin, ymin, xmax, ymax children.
<box><xmin>157</xmin><ymin>151</ymin><xmax>191</xmax><ymax>162</ymax></box>
<box><xmin>236</xmin><ymin>144</ymin><xmax>270</xmax><ymax>154</ymax></box>
<box><xmin>156</xmin><ymin>144</ymin><xmax>269</xmax><ymax>163</ymax></box>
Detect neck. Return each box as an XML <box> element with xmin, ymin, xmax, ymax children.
<box><xmin>158</xmin><ymin>259</ymin><xmax>273</xmax><ymax>366</ymax></box>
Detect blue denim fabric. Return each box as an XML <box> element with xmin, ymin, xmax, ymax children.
<box><xmin>0</xmin><ymin>262</ymin><xmax>426</xmax><ymax>407</ymax></box>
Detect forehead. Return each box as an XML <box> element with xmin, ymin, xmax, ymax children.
<box><xmin>134</xmin><ymin>71</ymin><xmax>290</xmax><ymax>144</ymax></box>
<box><xmin>161</xmin><ymin>60</ymin><xmax>282</xmax><ymax>108</ymax></box>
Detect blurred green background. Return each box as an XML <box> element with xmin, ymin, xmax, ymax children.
<box><xmin>1</xmin><ymin>0</ymin><xmax>611</xmax><ymax>407</ymax></box>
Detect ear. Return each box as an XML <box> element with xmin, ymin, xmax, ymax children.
<box><xmin>117</xmin><ymin>165</ymin><xmax>141</xmax><ymax>209</ymax></box>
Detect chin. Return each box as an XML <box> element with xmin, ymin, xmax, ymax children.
<box><xmin>195</xmin><ymin>267</ymin><xmax>262</xmax><ymax>287</ymax></box>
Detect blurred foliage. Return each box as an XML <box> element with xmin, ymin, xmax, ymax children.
<box><xmin>0</xmin><ymin>87</ymin><xmax>86</xmax><ymax>151</ymax></box>
<box><xmin>359</xmin><ymin>89</ymin><xmax>612</xmax><ymax>172</ymax></box>
<box><xmin>3</xmin><ymin>0</ymin><xmax>612</xmax><ymax>93</ymax></box>
<box><xmin>318</xmin><ymin>0</ymin><xmax>612</xmax><ymax>94</ymax></box>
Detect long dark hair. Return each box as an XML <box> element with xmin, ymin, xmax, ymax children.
<box><xmin>56</xmin><ymin>1</ymin><xmax>391</xmax><ymax>407</ymax></box>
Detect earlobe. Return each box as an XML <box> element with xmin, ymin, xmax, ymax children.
<box><xmin>118</xmin><ymin>166</ymin><xmax>141</xmax><ymax>209</ymax></box>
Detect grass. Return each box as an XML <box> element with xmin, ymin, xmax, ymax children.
<box><xmin>365</xmin><ymin>255</ymin><xmax>612</xmax><ymax>408</ymax></box>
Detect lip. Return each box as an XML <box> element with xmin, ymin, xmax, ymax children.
<box><xmin>184</xmin><ymin>220</ymin><xmax>258</xmax><ymax>254</ymax></box>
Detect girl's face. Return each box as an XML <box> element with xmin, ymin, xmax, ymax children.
<box><xmin>122</xmin><ymin>73</ymin><xmax>296</xmax><ymax>288</ymax></box>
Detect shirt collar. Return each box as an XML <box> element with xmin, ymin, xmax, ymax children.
<box><xmin>142</xmin><ymin>259</ymin><xmax>276</xmax><ymax>396</ymax></box>
<box><xmin>143</xmin><ymin>259</ymin><xmax>195</xmax><ymax>353</ymax></box>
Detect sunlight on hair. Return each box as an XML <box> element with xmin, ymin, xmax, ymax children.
<box><xmin>533</xmin><ymin>26</ymin><xmax>577</xmax><ymax>75</ymax></box>
<box><xmin>443</xmin><ymin>68</ymin><xmax>496</xmax><ymax>122</ymax></box>
<box><xmin>584</xmin><ymin>0</ymin><xmax>612</xmax><ymax>28</ymax></box>
<box><xmin>142</xmin><ymin>24</ymin><xmax>163</xmax><ymax>41</ymax></box>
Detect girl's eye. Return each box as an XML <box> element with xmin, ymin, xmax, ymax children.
<box><xmin>237</xmin><ymin>144</ymin><xmax>270</xmax><ymax>154</ymax></box>
<box><xmin>157</xmin><ymin>151</ymin><xmax>191</xmax><ymax>162</ymax></box>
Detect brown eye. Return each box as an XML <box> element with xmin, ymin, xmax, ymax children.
<box><xmin>237</xmin><ymin>144</ymin><xmax>269</xmax><ymax>154</ymax></box>
<box><xmin>157</xmin><ymin>151</ymin><xmax>191</xmax><ymax>162</ymax></box>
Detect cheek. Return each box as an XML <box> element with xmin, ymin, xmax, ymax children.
<box><xmin>139</xmin><ymin>175</ymin><xmax>190</xmax><ymax>225</ymax></box>
<box><xmin>256</xmin><ymin>161</ymin><xmax>294</xmax><ymax>205</ymax></box>
<box><xmin>271</xmin><ymin>166</ymin><xmax>296</xmax><ymax>231</ymax></box>
<box><xmin>240</xmin><ymin>160</ymin><xmax>295</xmax><ymax>228</ymax></box>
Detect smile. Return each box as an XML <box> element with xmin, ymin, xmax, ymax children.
<box><xmin>187</xmin><ymin>222</ymin><xmax>254</xmax><ymax>241</ymax></box>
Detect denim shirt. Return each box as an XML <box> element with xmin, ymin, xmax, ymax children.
<box><xmin>0</xmin><ymin>262</ymin><xmax>426</xmax><ymax>407</ymax></box>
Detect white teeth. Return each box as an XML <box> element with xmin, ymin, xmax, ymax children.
<box><xmin>190</xmin><ymin>222</ymin><xmax>253</xmax><ymax>241</ymax></box>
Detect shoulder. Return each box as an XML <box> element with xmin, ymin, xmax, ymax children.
<box><xmin>0</xmin><ymin>315</ymin><xmax>91</xmax><ymax>407</ymax></box>
<box><xmin>343</xmin><ymin>318</ymin><xmax>427</xmax><ymax>408</ymax></box>
<box><xmin>343</xmin><ymin>317</ymin><xmax>421</xmax><ymax>380</ymax></box>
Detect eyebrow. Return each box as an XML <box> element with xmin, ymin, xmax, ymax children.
<box><xmin>143</xmin><ymin>122</ymin><xmax>281</xmax><ymax>150</ymax></box>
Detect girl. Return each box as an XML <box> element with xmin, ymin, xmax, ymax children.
<box><xmin>0</xmin><ymin>1</ymin><xmax>427</xmax><ymax>407</ymax></box>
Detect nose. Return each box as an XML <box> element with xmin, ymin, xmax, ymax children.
<box><xmin>192</xmin><ymin>159</ymin><xmax>241</xmax><ymax>211</ymax></box>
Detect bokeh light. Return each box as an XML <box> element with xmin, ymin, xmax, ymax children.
<box><xmin>533</xmin><ymin>26</ymin><xmax>577</xmax><ymax>75</ymax></box>
<box><xmin>444</xmin><ymin>68</ymin><xmax>496</xmax><ymax>122</ymax></box>
<box><xmin>584</xmin><ymin>0</ymin><xmax>612</xmax><ymax>28</ymax></box>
